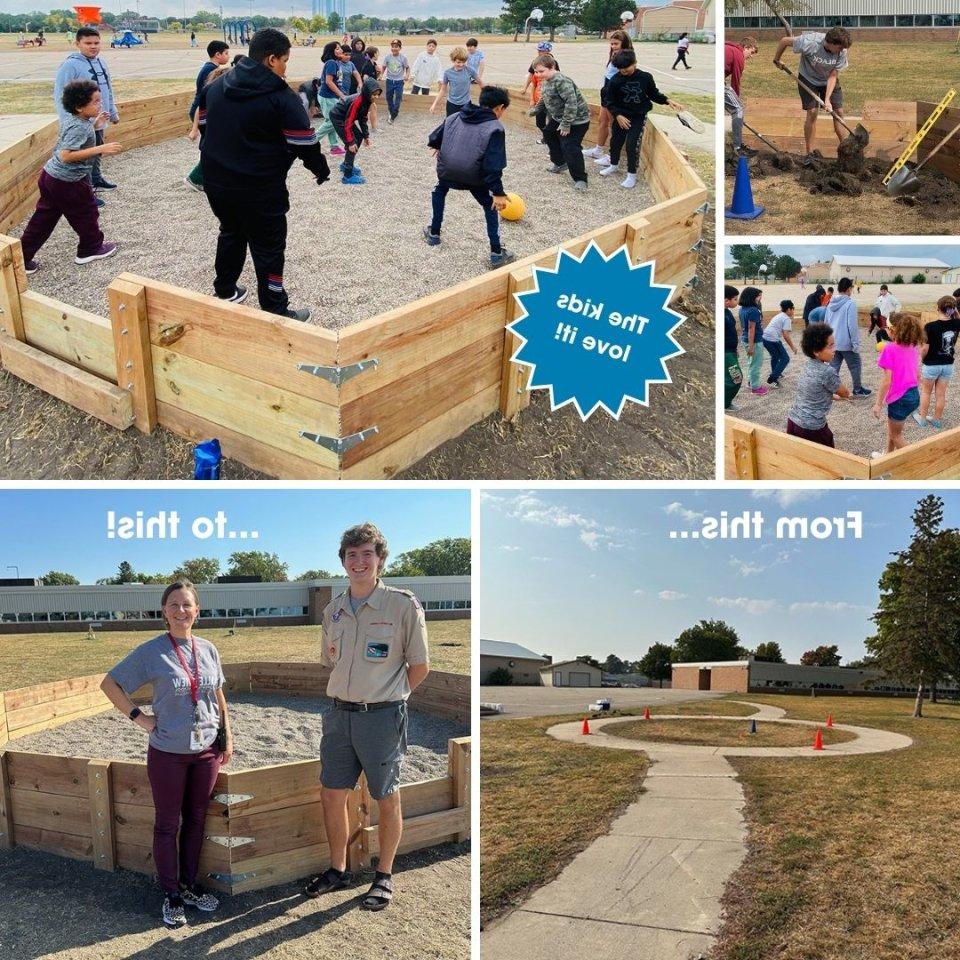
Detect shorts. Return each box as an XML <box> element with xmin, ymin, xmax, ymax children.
<box><xmin>922</xmin><ymin>363</ymin><xmax>954</xmax><ymax>381</ymax></box>
<box><xmin>887</xmin><ymin>386</ymin><xmax>920</xmax><ymax>422</ymax></box>
<box><xmin>798</xmin><ymin>80</ymin><xmax>843</xmax><ymax>111</ymax></box>
<box><xmin>320</xmin><ymin>701</ymin><xmax>408</xmax><ymax>800</ymax></box>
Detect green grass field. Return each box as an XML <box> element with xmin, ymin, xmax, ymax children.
<box><xmin>0</xmin><ymin>619</ymin><xmax>469</xmax><ymax>689</ymax></box>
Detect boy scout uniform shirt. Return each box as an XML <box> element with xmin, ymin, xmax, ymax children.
<box><xmin>321</xmin><ymin>581</ymin><xmax>429</xmax><ymax>704</ymax></box>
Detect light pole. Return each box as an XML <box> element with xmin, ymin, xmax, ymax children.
<box><xmin>6</xmin><ymin>565</ymin><xmax>20</xmax><ymax>580</ymax></box>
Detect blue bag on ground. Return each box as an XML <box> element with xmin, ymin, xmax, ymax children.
<box><xmin>193</xmin><ymin>439</ymin><xmax>222</xmax><ymax>480</ymax></box>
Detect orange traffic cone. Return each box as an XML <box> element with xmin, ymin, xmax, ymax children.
<box><xmin>643</xmin><ymin>706</ymin><xmax>651</xmax><ymax>720</ymax></box>
<box><xmin>582</xmin><ymin>717</ymin><xmax>591</xmax><ymax>735</ymax></box>
<box><xmin>813</xmin><ymin>729</ymin><xmax>824</xmax><ymax>751</ymax></box>
<box><xmin>826</xmin><ymin>714</ymin><xmax>834</xmax><ymax>728</ymax></box>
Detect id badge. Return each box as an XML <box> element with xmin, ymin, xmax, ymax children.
<box><xmin>190</xmin><ymin>727</ymin><xmax>203</xmax><ymax>751</ymax></box>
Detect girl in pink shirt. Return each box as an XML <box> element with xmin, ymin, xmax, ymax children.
<box><xmin>872</xmin><ymin>312</ymin><xmax>923</xmax><ymax>455</ymax></box>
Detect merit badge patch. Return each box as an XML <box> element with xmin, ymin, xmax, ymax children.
<box><xmin>332</xmin><ymin>609</ymin><xmax>343</xmax><ymax>622</ymax></box>
<box><xmin>366</xmin><ymin>642</ymin><xmax>390</xmax><ymax>660</ymax></box>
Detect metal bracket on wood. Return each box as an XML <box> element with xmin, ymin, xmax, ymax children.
<box><xmin>206</xmin><ymin>834</ymin><xmax>255</xmax><ymax>848</ymax></box>
<box><xmin>297</xmin><ymin>358</ymin><xmax>379</xmax><ymax>386</ymax></box>
<box><xmin>212</xmin><ymin>793</ymin><xmax>254</xmax><ymax>806</ymax></box>
<box><xmin>688</xmin><ymin>238</ymin><xmax>704</xmax><ymax>253</ymax></box>
<box><xmin>695</xmin><ymin>201</ymin><xmax>710</xmax><ymax>214</ymax></box>
<box><xmin>685</xmin><ymin>275</ymin><xmax>700</xmax><ymax>288</ymax></box>
<box><xmin>207</xmin><ymin>871</ymin><xmax>257</xmax><ymax>885</ymax></box>
<box><xmin>300</xmin><ymin>426</ymin><xmax>379</xmax><ymax>455</ymax></box>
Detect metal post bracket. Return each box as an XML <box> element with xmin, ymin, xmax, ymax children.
<box><xmin>212</xmin><ymin>793</ymin><xmax>254</xmax><ymax>806</ymax></box>
<box><xmin>297</xmin><ymin>358</ymin><xmax>379</xmax><ymax>386</ymax></box>
<box><xmin>206</xmin><ymin>834</ymin><xmax>255</xmax><ymax>848</ymax></box>
<box><xmin>300</xmin><ymin>426</ymin><xmax>379</xmax><ymax>455</ymax></box>
<box><xmin>207</xmin><ymin>871</ymin><xmax>257</xmax><ymax>885</ymax></box>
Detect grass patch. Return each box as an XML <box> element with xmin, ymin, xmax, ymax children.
<box><xmin>740</xmin><ymin>41</ymin><xmax>957</xmax><ymax>114</ymax></box>
<box><xmin>480</xmin><ymin>712</ymin><xmax>648</xmax><ymax>925</ymax></box>
<box><xmin>0</xmin><ymin>79</ymin><xmax>193</xmax><ymax>115</ymax></box>
<box><xmin>603</xmin><ymin>717</ymin><xmax>856</xmax><ymax>748</ymax></box>
<box><xmin>714</xmin><ymin>693</ymin><xmax>960</xmax><ymax>959</ymax></box>
<box><xmin>668</xmin><ymin>697</ymin><xmax>759</xmax><ymax>717</ymax></box>
<box><xmin>0</xmin><ymin>620</ymin><xmax>469</xmax><ymax>688</ymax></box>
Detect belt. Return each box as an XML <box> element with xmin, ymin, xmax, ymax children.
<box><xmin>333</xmin><ymin>698</ymin><xmax>404</xmax><ymax>712</ymax></box>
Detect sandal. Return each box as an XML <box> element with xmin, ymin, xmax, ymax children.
<box><xmin>360</xmin><ymin>874</ymin><xmax>394</xmax><ymax>911</ymax></box>
<box><xmin>303</xmin><ymin>867</ymin><xmax>352</xmax><ymax>898</ymax></box>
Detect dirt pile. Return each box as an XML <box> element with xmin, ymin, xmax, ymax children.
<box><xmin>835</xmin><ymin>123</ymin><xmax>870</xmax><ymax>173</ymax></box>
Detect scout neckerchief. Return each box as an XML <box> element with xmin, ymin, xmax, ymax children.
<box><xmin>168</xmin><ymin>632</ymin><xmax>202</xmax><ymax>745</ymax></box>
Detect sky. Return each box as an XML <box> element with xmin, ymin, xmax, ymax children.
<box><xmin>479</xmin><ymin>489</ymin><xmax>958</xmax><ymax>666</ymax></box>
<box><xmin>0</xmin><ymin>488</ymin><xmax>469</xmax><ymax>582</ymax></box>
<box><xmin>725</xmin><ymin>243</ymin><xmax>960</xmax><ymax>269</ymax></box>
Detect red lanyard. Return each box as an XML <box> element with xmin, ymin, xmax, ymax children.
<box><xmin>168</xmin><ymin>633</ymin><xmax>200</xmax><ymax>705</ymax></box>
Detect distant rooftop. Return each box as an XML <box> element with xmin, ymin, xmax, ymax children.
<box><xmin>480</xmin><ymin>639</ymin><xmax>549</xmax><ymax>662</ymax></box>
<box><xmin>832</xmin><ymin>255</ymin><xmax>950</xmax><ymax>268</ymax></box>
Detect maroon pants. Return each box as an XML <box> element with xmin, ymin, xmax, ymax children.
<box><xmin>20</xmin><ymin>169</ymin><xmax>103</xmax><ymax>262</ymax></box>
<box><xmin>146</xmin><ymin>745</ymin><xmax>220</xmax><ymax>894</ymax></box>
<box><xmin>787</xmin><ymin>418</ymin><xmax>835</xmax><ymax>447</ymax></box>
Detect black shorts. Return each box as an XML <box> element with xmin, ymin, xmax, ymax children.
<box><xmin>798</xmin><ymin>80</ymin><xmax>843</xmax><ymax>111</ymax></box>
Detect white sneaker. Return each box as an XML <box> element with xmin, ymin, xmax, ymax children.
<box><xmin>593</xmin><ymin>154</ymin><xmax>611</xmax><ymax>166</ymax></box>
<box><xmin>582</xmin><ymin>145</ymin><xmax>603</xmax><ymax>158</ymax></box>
<box><xmin>621</xmin><ymin>173</ymin><xmax>638</xmax><ymax>189</ymax></box>
<box><xmin>598</xmin><ymin>164</ymin><xmax>618</xmax><ymax>176</ymax></box>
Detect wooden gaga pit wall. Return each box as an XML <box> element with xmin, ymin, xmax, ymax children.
<box><xmin>0</xmin><ymin>662</ymin><xmax>470</xmax><ymax>894</ymax></box>
<box><xmin>0</xmin><ymin>86</ymin><xmax>707</xmax><ymax>479</ymax></box>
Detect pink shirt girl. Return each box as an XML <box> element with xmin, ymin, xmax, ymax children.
<box><xmin>877</xmin><ymin>342</ymin><xmax>920</xmax><ymax>404</ymax></box>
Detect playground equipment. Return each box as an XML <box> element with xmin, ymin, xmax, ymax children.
<box><xmin>111</xmin><ymin>30</ymin><xmax>144</xmax><ymax>49</ymax></box>
<box><xmin>224</xmin><ymin>19</ymin><xmax>255</xmax><ymax>46</ymax></box>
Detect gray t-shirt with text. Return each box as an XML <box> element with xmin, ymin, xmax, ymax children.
<box><xmin>788</xmin><ymin>358</ymin><xmax>842</xmax><ymax>430</ymax></box>
<box><xmin>793</xmin><ymin>33</ymin><xmax>848</xmax><ymax>85</ymax></box>
<box><xmin>43</xmin><ymin>114</ymin><xmax>95</xmax><ymax>182</ymax></box>
<box><xmin>109</xmin><ymin>633</ymin><xmax>225</xmax><ymax>754</ymax></box>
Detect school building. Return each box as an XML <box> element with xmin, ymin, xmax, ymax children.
<box><xmin>725</xmin><ymin>1</ymin><xmax>960</xmax><ymax>40</ymax></box>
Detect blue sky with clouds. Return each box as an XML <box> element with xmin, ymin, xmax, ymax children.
<box><xmin>725</xmin><ymin>243</ymin><xmax>960</xmax><ymax>269</ymax></box>
<box><xmin>0</xmin><ymin>488</ymin><xmax>469</xmax><ymax>583</ymax></box>
<box><xmin>479</xmin><ymin>489</ymin><xmax>957</xmax><ymax>665</ymax></box>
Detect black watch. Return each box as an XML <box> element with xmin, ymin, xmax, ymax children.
<box><xmin>129</xmin><ymin>707</ymin><xmax>142</xmax><ymax>721</ymax></box>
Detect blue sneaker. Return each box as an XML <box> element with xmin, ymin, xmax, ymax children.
<box><xmin>422</xmin><ymin>226</ymin><xmax>441</xmax><ymax>246</ymax></box>
<box><xmin>490</xmin><ymin>249</ymin><xmax>517</xmax><ymax>268</ymax></box>
<box><xmin>339</xmin><ymin>162</ymin><xmax>361</xmax><ymax>176</ymax></box>
<box><xmin>95</xmin><ymin>197</ymin><xmax>106</xmax><ymax>208</ymax></box>
<box><xmin>341</xmin><ymin>173</ymin><xmax>366</xmax><ymax>185</ymax></box>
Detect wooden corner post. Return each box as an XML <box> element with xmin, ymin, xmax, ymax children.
<box><xmin>449</xmin><ymin>737</ymin><xmax>470</xmax><ymax>843</ymax></box>
<box><xmin>0</xmin><ymin>236</ymin><xmax>26</xmax><ymax>341</ymax></box>
<box><xmin>88</xmin><ymin>758</ymin><xmax>116</xmax><ymax>871</ymax></box>
<box><xmin>0</xmin><ymin>752</ymin><xmax>13</xmax><ymax>851</ymax></box>
<box><xmin>499</xmin><ymin>269</ymin><xmax>534</xmax><ymax>420</ymax></box>
<box><xmin>108</xmin><ymin>277</ymin><xmax>156</xmax><ymax>433</ymax></box>
<box><xmin>346</xmin><ymin>774</ymin><xmax>373</xmax><ymax>872</ymax></box>
<box><xmin>731</xmin><ymin>424</ymin><xmax>760</xmax><ymax>480</ymax></box>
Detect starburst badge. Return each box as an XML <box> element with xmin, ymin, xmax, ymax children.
<box><xmin>507</xmin><ymin>242</ymin><xmax>685</xmax><ymax>420</ymax></box>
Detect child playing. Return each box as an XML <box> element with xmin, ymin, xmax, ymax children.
<box><xmin>317</xmin><ymin>42</ymin><xmax>361</xmax><ymax>157</ymax></box>
<box><xmin>379</xmin><ymin>39</ymin><xmax>409</xmax><ymax>124</ymax></box>
<box><xmin>466</xmin><ymin>38</ymin><xmax>486</xmax><ymax>82</ymax></box>
<box><xmin>913</xmin><ymin>294</ymin><xmax>960</xmax><ymax>430</ymax></box>
<box><xmin>521</xmin><ymin>42</ymin><xmax>555</xmax><ymax>142</ymax></box>
<box><xmin>330</xmin><ymin>78</ymin><xmax>382</xmax><ymax>184</ymax></box>
<box><xmin>724</xmin><ymin>284</ymin><xmax>744</xmax><ymax>410</ymax></box>
<box><xmin>430</xmin><ymin>47</ymin><xmax>480</xmax><ymax>116</ymax></box>
<box><xmin>872</xmin><ymin>311</ymin><xmax>924</xmax><ymax>454</ymax></box>
<box><xmin>362</xmin><ymin>47</ymin><xmax>380</xmax><ymax>132</ymax></box>
<box><xmin>584</xmin><ymin>30</ymin><xmax>631</xmax><ymax>167</ymax></box>
<box><xmin>185</xmin><ymin>39</ymin><xmax>230</xmax><ymax>191</ymax></box>
<box><xmin>599</xmin><ymin>50</ymin><xmax>684</xmax><ymax>190</ymax></box>
<box><xmin>20</xmin><ymin>80</ymin><xmax>120</xmax><ymax>273</ymax></box>
<box><xmin>423</xmin><ymin>85</ymin><xmax>515</xmax><ymax>269</ymax></box>
<box><xmin>410</xmin><ymin>39</ymin><xmax>442</xmax><ymax>95</ymax></box>
<box><xmin>186</xmin><ymin>64</ymin><xmax>231</xmax><ymax>190</ymax></box>
<box><xmin>531</xmin><ymin>55</ymin><xmax>591</xmax><ymax>192</ymax></box>
<box><xmin>761</xmin><ymin>299</ymin><xmax>798</xmax><ymax>388</ymax></box>
<box><xmin>739</xmin><ymin>286</ymin><xmax>767</xmax><ymax>396</ymax></box>
<box><xmin>786</xmin><ymin>322</ymin><xmax>850</xmax><ymax>447</ymax></box>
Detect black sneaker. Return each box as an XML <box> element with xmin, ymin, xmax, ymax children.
<box><xmin>423</xmin><ymin>226</ymin><xmax>441</xmax><ymax>246</ymax></box>
<box><xmin>218</xmin><ymin>285</ymin><xmax>247</xmax><ymax>304</ymax></box>
<box><xmin>852</xmin><ymin>387</ymin><xmax>873</xmax><ymax>396</ymax></box>
<box><xmin>162</xmin><ymin>894</ymin><xmax>187</xmax><ymax>928</ymax></box>
<box><xmin>737</xmin><ymin>145</ymin><xmax>758</xmax><ymax>158</ymax></box>
<box><xmin>286</xmin><ymin>307</ymin><xmax>311</xmax><ymax>322</ymax></box>
<box><xmin>490</xmin><ymin>249</ymin><xmax>517</xmax><ymax>268</ymax></box>
<box><xmin>93</xmin><ymin>178</ymin><xmax>118</xmax><ymax>190</ymax></box>
<box><xmin>180</xmin><ymin>883</ymin><xmax>219</xmax><ymax>912</ymax></box>
<box><xmin>24</xmin><ymin>259</ymin><xmax>39</xmax><ymax>274</ymax></box>
<box><xmin>801</xmin><ymin>154</ymin><xmax>815</xmax><ymax>167</ymax></box>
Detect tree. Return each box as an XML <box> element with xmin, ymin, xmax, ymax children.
<box><xmin>115</xmin><ymin>560</ymin><xmax>137</xmax><ymax>584</ymax></box>
<box><xmin>911</xmin><ymin>273</ymin><xmax>927</xmax><ymax>284</ymax></box>
<box><xmin>799</xmin><ymin>644</ymin><xmax>842</xmax><ymax>667</ymax></box>
<box><xmin>846</xmin><ymin>655</ymin><xmax>879</xmax><ymax>670</ymax></box>
<box><xmin>226</xmin><ymin>551</ymin><xmax>289</xmax><ymax>582</ymax></box>
<box><xmin>603</xmin><ymin>653</ymin><xmax>627</xmax><ymax>674</ymax></box>
<box><xmin>638</xmin><ymin>643</ymin><xmax>673</xmax><ymax>687</ymax></box>
<box><xmin>580</xmin><ymin>0</ymin><xmax>623</xmax><ymax>35</ymax></box>
<box><xmin>41</xmin><ymin>571</ymin><xmax>79</xmax><ymax>586</ymax></box>
<box><xmin>729</xmin><ymin>244</ymin><xmax>776</xmax><ymax>280</ymax></box>
<box><xmin>672</xmin><ymin>620</ymin><xmax>742</xmax><ymax>663</ymax></box>
<box><xmin>172</xmin><ymin>557</ymin><xmax>220</xmax><ymax>584</ymax></box>
<box><xmin>290</xmin><ymin>16</ymin><xmax>309</xmax><ymax>32</ymax></box>
<box><xmin>773</xmin><ymin>255</ymin><xmax>802</xmax><ymax>281</ymax></box>
<box><xmin>576</xmin><ymin>654</ymin><xmax>602</xmax><ymax>669</ymax></box>
<box><xmin>296</xmin><ymin>569</ymin><xmax>335</xmax><ymax>580</ymax></box>
<box><xmin>328</xmin><ymin>10</ymin><xmax>342</xmax><ymax>32</ymax></box>
<box><xmin>486</xmin><ymin>666</ymin><xmax>513</xmax><ymax>685</ymax></box>
<box><xmin>310</xmin><ymin>14</ymin><xmax>328</xmax><ymax>32</ymax></box>
<box><xmin>753</xmin><ymin>641</ymin><xmax>785</xmax><ymax>663</ymax></box>
<box><xmin>867</xmin><ymin>495</ymin><xmax>960</xmax><ymax>717</ymax></box>
<box><xmin>384</xmin><ymin>538</ymin><xmax>470</xmax><ymax>577</ymax></box>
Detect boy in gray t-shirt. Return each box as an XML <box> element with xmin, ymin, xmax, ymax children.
<box><xmin>380</xmin><ymin>39</ymin><xmax>410</xmax><ymax>122</ymax></box>
<box><xmin>19</xmin><ymin>79</ymin><xmax>119</xmax><ymax>273</ymax></box>
<box><xmin>786</xmin><ymin>321</ymin><xmax>850</xmax><ymax>447</ymax></box>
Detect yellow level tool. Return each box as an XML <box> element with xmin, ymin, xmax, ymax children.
<box><xmin>883</xmin><ymin>88</ymin><xmax>957</xmax><ymax>184</ymax></box>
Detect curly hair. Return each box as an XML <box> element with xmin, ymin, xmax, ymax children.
<box><xmin>339</xmin><ymin>523</ymin><xmax>389</xmax><ymax>569</ymax></box>
<box><xmin>61</xmin><ymin>79</ymin><xmax>98</xmax><ymax>114</ymax></box>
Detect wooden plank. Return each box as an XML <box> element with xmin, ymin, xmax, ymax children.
<box><xmin>109</xmin><ymin>278</ymin><xmax>156</xmax><ymax>433</ymax></box>
<box><xmin>0</xmin><ymin>753</ymin><xmax>13</xmax><ymax>850</ymax></box>
<box><xmin>869</xmin><ymin>424</ymin><xmax>960</xmax><ymax>479</ymax></box>
<box><xmin>397</xmin><ymin>777</ymin><xmax>453</xmax><ymax>820</ymax></box>
<box><xmin>14</xmin><ymin>823</ymin><xmax>94</xmax><ymax>861</ymax></box>
<box><xmin>500</xmin><ymin>270</ymin><xmax>533</xmax><ymax>419</ymax></box>
<box><xmin>6</xmin><ymin>688</ymin><xmax>111</xmax><ymax>732</ymax></box>
<box><xmin>731</xmin><ymin>423</ymin><xmax>759</xmax><ymax>480</ymax></box>
<box><xmin>153</xmin><ymin>347</ymin><xmax>339</xmax><ymax>471</ymax></box>
<box><xmin>226</xmin><ymin>800</ymin><xmax>326</xmax><ymax>863</ymax></box>
<box><xmin>221</xmin><ymin>839</ymin><xmax>333</xmax><ymax>894</ymax></box>
<box><xmin>366</xmin><ymin>806</ymin><xmax>470</xmax><ymax>858</ymax></box>
<box><xmin>449</xmin><ymin>737</ymin><xmax>470</xmax><ymax>842</ymax></box>
<box><xmin>112</xmin><ymin>800</ymin><xmax>224</xmax><ymax>849</ymax></box>
<box><xmin>222</xmin><ymin>662</ymin><xmax>252</xmax><ymax>693</ymax></box>
<box><xmin>9</xmin><ymin>787</ymin><xmax>91</xmax><ymax>836</ymax></box>
<box><xmin>20</xmin><ymin>290</ymin><xmax>115</xmax><ymax>381</ymax></box>
<box><xmin>0</xmin><ymin>236</ymin><xmax>25</xmax><ymax>340</ymax></box>
<box><xmin>155</xmin><ymin>400</ymin><xmax>335</xmax><ymax>480</ymax></box>
<box><xmin>0</xmin><ymin>333</ymin><xmax>134</xmax><ymax>430</ymax></box>
<box><xmin>340</xmin><ymin>382</ymin><xmax>500</xmax><ymax>479</ymax></box>
<box><xmin>4</xmin><ymin>751</ymin><xmax>90</xmax><ymax>797</ymax></box>
<box><xmin>223</xmin><ymin>760</ymin><xmax>322</xmax><ymax>817</ymax></box>
<box><xmin>0</xmin><ymin>698</ymin><xmax>8</xmax><ymax>746</ymax></box>
<box><xmin>110</xmin><ymin>760</ymin><xmax>152</xmax><ymax>807</ymax></box>
<box><xmin>4</xmin><ymin>674</ymin><xmax>107</xmax><ymax>712</ymax></box>
<box><xmin>88</xmin><ymin>759</ymin><xmax>115</xmax><ymax>871</ymax></box>
<box><xmin>5</xmin><ymin>703</ymin><xmax>113</xmax><ymax>741</ymax></box>
<box><xmin>115</xmin><ymin>838</ymin><xmax>229</xmax><ymax>878</ymax></box>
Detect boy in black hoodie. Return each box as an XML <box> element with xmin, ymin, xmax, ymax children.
<box><xmin>198</xmin><ymin>28</ymin><xmax>329</xmax><ymax>321</ymax></box>
<box><xmin>330</xmin><ymin>77</ymin><xmax>382</xmax><ymax>184</ymax></box>
<box><xmin>599</xmin><ymin>50</ymin><xmax>685</xmax><ymax>189</ymax></box>
<box><xmin>423</xmin><ymin>85</ymin><xmax>516</xmax><ymax>268</ymax></box>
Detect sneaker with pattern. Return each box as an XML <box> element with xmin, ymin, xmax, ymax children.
<box><xmin>180</xmin><ymin>883</ymin><xmax>219</xmax><ymax>912</ymax></box>
<box><xmin>162</xmin><ymin>894</ymin><xmax>187</xmax><ymax>928</ymax></box>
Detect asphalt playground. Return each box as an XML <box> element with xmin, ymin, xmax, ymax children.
<box><xmin>480</xmin><ymin>685</ymin><xmax>721</xmax><ymax>719</ymax></box>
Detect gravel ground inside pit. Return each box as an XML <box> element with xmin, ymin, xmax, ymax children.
<box><xmin>726</xmin><ymin>323</ymin><xmax>960</xmax><ymax>460</ymax></box>
<box><xmin>0</xmin><ymin>840</ymin><xmax>469</xmax><ymax>960</ymax></box>
<box><xmin>10</xmin><ymin>692</ymin><xmax>467</xmax><ymax>782</ymax></box>
<box><xmin>16</xmin><ymin>110</ymin><xmax>654</xmax><ymax>328</ymax></box>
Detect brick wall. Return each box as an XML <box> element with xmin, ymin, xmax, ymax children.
<box><xmin>672</xmin><ymin>665</ymin><xmax>702</xmax><ymax>690</ymax></box>
<box><xmin>711</xmin><ymin>665</ymin><xmax>750</xmax><ymax>692</ymax></box>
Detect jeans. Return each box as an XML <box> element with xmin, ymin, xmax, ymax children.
<box><xmin>543</xmin><ymin>119</ymin><xmax>589</xmax><ymax>183</ymax></box>
<box><xmin>724</xmin><ymin>86</ymin><xmax>744</xmax><ymax>151</ymax></box>
<box><xmin>91</xmin><ymin>126</ymin><xmax>106</xmax><ymax>186</ymax></box>
<box><xmin>830</xmin><ymin>349</ymin><xmax>864</xmax><ymax>391</ymax></box>
<box><xmin>20</xmin><ymin>170</ymin><xmax>104</xmax><ymax>261</ymax></box>
<box><xmin>763</xmin><ymin>339</ymin><xmax>790</xmax><ymax>383</ymax></box>
<box><xmin>446</xmin><ymin>100</ymin><xmax>467</xmax><ymax>116</ymax></box>
<box><xmin>386</xmin><ymin>79</ymin><xmax>404</xmax><ymax>118</ymax></box>
<box><xmin>672</xmin><ymin>50</ymin><xmax>690</xmax><ymax>69</ymax></box>
<box><xmin>609</xmin><ymin>118</ymin><xmax>644</xmax><ymax>174</ymax></box>
<box><xmin>430</xmin><ymin>179</ymin><xmax>501</xmax><ymax>253</ymax></box>
<box><xmin>411</xmin><ymin>85</ymin><xmax>431</xmax><ymax>95</ymax></box>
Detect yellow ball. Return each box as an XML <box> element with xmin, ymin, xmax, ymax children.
<box><xmin>501</xmin><ymin>193</ymin><xmax>525</xmax><ymax>221</ymax></box>
<box><xmin>876</xmin><ymin>340</ymin><xmax>886</xmax><ymax>353</ymax></box>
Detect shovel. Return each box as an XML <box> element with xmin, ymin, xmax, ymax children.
<box><xmin>886</xmin><ymin>118</ymin><xmax>960</xmax><ymax>196</ymax></box>
<box><xmin>742</xmin><ymin>119</ymin><xmax>782</xmax><ymax>154</ymax></box>
<box><xmin>774</xmin><ymin>62</ymin><xmax>867</xmax><ymax>144</ymax></box>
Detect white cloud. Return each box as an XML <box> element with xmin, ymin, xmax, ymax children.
<box><xmin>729</xmin><ymin>558</ymin><xmax>765</xmax><ymax>576</ymax></box>
<box><xmin>709</xmin><ymin>596</ymin><xmax>778</xmax><ymax>615</ymax></box>
<box><xmin>531</xmin><ymin>556</ymin><xmax>550</xmax><ymax>562</ymax></box>
<box><xmin>658</xmin><ymin>589</ymin><xmax>687</xmax><ymax>600</ymax></box>
<box><xmin>500</xmin><ymin>545</ymin><xmax>521</xmax><ymax>552</ymax></box>
<box><xmin>751</xmin><ymin>490</ymin><xmax>823</xmax><ymax>508</ymax></box>
<box><xmin>664</xmin><ymin>501</ymin><xmax>704</xmax><ymax>524</ymax></box>
<box><xmin>497</xmin><ymin>492</ymin><xmax>632</xmax><ymax>552</ymax></box>
<box><xmin>633</xmin><ymin>588</ymin><xmax>645</xmax><ymax>595</ymax></box>
<box><xmin>789</xmin><ymin>601</ymin><xmax>870</xmax><ymax>614</ymax></box>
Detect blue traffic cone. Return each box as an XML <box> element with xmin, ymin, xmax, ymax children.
<box><xmin>725</xmin><ymin>156</ymin><xmax>765</xmax><ymax>220</ymax></box>
<box><xmin>748</xmin><ymin>718</ymin><xmax>757</xmax><ymax>735</ymax></box>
